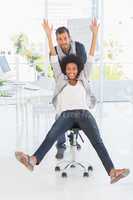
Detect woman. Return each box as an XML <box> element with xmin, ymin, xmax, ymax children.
<box><xmin>15</xmin><ymin>20</ymin><xmax>129</xmax><ymax>184</ymax></box>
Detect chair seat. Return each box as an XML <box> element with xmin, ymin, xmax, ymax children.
<box><xmin>71</xmin><ymin>123</ymin><xmax>80</xmax><ymax>130</ymax></box>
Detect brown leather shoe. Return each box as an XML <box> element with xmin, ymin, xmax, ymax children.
<box><xmin>110</xmin><ymin>168</ymin><xmax>130</xmax><ymax>184</ymax></box>
<box><xmin>15</xmin><ymin>151</ymin><xmax>34</xmax><ymax>172</ymax></box>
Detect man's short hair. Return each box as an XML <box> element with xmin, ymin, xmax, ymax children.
<box><xmin>60</xmin><ymin>54</ymin><xmax>84</xmax><ymax>76</ymax></box>
<box><xmin>55</xmin><ymin>26</ymin><xmax>70</xmax><ymax>37</ymax></box>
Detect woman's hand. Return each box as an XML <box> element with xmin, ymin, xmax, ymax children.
<box><xmin>90</xmin><ymin>18</ymin><xmax>100</xmax><ymax>35</ymax></box>
<box><xmin>42</xmin><ymin>19</ymin><xmax>53</xmax><ymax>36</ymax></box>
<box><xmin>89</xmin><ymin>18</ymin><xmax>100</xmax><ymax>56</ymax></box>
<box><xmin>42</xmin><ymin>19</ymin><xmax>56</xmax><ymax>56</ymax></box>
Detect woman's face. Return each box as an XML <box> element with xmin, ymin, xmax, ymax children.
<box><xmin>66</xmin><ymin>63</ymin><xmax>78</xmax><ymax>80</ymax></box>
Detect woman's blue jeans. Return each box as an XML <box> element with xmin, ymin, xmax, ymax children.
<box><xmin>33</xmin><ymin>110</ymin><xmax>114</xmax><ymax>175</ymax></box>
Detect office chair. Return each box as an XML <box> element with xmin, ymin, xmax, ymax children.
<box><xmin>55</xmin><ymin>125</ymin><xmax>93</xmax><ymax>178</ymax></box>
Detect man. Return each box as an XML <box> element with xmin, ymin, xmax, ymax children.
<box><xmin>42</xmin><ymin>19</ymin><xmax>96</xmax><ymax>159</ymax></box>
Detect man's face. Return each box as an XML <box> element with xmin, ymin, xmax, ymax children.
<box><xmin>66</xmin><ymin>63</ymin><xmax>78</xmax><ymax>80</ymax></box>
<box><xmin>56</xmin><ymin>32</ymin><xmax>71</xmax><ymax>53</ymax></box>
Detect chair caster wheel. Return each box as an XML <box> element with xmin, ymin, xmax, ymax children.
<box><xmin>83</xmin><ymin>172</ymin><xmax>89</xmax><ymax>177</ymax></box>
<box><xmin>88</xmin><ymin>166</ymin><xmax>93</xmax><ymax>171</ymax></box>
<box><xmin>62</xmin><ymin>172</ymin><xmax>67</xmax><ymax>178</ymax></box>
<box><xmin>55</xmin><ymin>166</ymin><xmax>60</xmax><ymax>172</ymax></box>
<box><xmin>70</xmin><ymin>164</ymin><xmax>76</xmax><ymax>168</ymax></box>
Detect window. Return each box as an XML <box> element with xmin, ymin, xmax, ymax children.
<box><xmin>102</xmin><ymin>0</ymin><xmax>133</xmax><ymax>101</ymax></box>
<box><xmin>0</xmin><ymin>0</ymin><xmax>45</xmax><ymax>81</ymax></box>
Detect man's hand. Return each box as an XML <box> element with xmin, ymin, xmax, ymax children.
<box><xmin>42</xmin><ymin>19</ymin><xmax>53</xmax><ymax>36</ymax></box>
<box><xmin>90</xmin><ymin>18</ymin><xmax>100</xmax><ymax>35</ymax></box>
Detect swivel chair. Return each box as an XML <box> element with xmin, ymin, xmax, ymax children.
<box><xmin>55</xmin><ymin>124</ymin><xmax>93</xmax><ymax>178</ymax></box>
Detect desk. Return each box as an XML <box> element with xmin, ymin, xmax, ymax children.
<box><xmin>0</xmin><ymin>81</ymin><xmax>55</xmax><ymax>154</ymax></box>
<box><xmin>15</xmin><ymin>82</ymin><xmax>55</xmax><ymax>154</ymax></box>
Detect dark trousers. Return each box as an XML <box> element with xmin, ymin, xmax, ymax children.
<box><xmin>56</xmin><ymin>130</ymin><xmax>66</xmax><ymax>148</ymax></box>
<box><xmin>33</xmin><ymin>110</ymin><xmax>114</xmax><ymax>175</ymax></box>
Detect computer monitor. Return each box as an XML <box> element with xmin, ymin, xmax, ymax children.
<box><xmin>0</xmin><ymin>56</ymin><xmax>10</xmax><ymax>74</ymax></box>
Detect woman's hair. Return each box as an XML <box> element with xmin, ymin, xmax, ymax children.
<box><xmin>60</xmin><ymin>54</ymin><xmax>84</xmax><ymax>76</ymax></box>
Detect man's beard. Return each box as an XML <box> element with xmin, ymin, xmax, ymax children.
<box><xmin>61</xmin><ymin>44</ymin><xmax>71</xmax><ymax>54</ymax></box>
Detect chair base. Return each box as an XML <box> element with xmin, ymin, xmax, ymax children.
<box><xmin>55</xmin><ymin>129</ymin><xmax>93</xmax><ymax>178</ymax></box>
<box><xmin>55</xmin><ymin>159</ymin><xmax>93</xmax><ymax>178</ymax></box>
